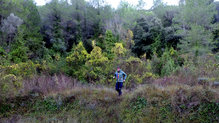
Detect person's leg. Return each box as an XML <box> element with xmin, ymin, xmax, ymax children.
<box><xmin>118</xmin><ymin>82</ymin><xmax>123</xmax><ymax>96</ymax></box>
<box><xmin>115</xmin><ymin>82</ymin><xmax>119</xmax><ymax>95</ymax></box>
<box><xmin>119</xmin><ymin>89</ymin><xmax>122</xmax><ymax>96</ymax></box>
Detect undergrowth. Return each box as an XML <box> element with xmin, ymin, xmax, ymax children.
<box><xmin>0</xmin><ymin>85</ymin><xmax>218</xmax><ymax>123</ymax></box>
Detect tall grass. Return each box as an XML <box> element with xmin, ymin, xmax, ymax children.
<box><xmin>1</xmin><ymin>83</ymin><xmax>218</xmax><ymax>123</ymax></box>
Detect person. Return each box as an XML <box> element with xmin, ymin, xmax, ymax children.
<box><xmin>113</xmin><ymin>67</ymin><xmax>127</xmax><ymax>96</ymax></box>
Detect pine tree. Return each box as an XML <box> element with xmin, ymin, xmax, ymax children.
<box><xmin>9</xmin><ymin>27</ymin><xmax>28</xmax><ymax>63</ymax></box>
<box><xmin>175</xmin><ymin>0</ymin><xmax>216</xmax><ymax>59</ymax></box>
<box><xmin>66</xmin><ymin>42</ymin><xmax>88</xmax><ymax>66</ymax></box>
<box><xmin>178</xmin><ymin>24</ymin><xmax>214</xmax><ymax>58</ymax></box>
<box><xmin>23</xmin><ymin>0</ymin><xmax>46</xmax><ymax>59</ymax></box>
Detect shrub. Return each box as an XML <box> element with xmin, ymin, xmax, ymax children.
<box><xmin>6</xmin><ymin>61</ymin><xmax>37</xmax><ymax>78</ymax></box>
<box><xmin>0</xmin><ymin>61</ymin><xmax>41</xmax><ymax>99</ymax></box>
<box><xmin>103</xmin><ymin>30</ymin><xmax>117</xmax><ymax>52</ymax></box>
<box><xmin>160</xmin><ymin>49</ymin><xmax>177</xmax><ymax>76</ymax></box>
<box><xmin>66</xmin><ymin>42</ymin><xmax>89</xmax><ymax>81</ymax></box>
<box><xmin>173</xmin><ymin>53</ymin><xmax>219</xmax><ymax>85</ymax></box>
<box><xmin>66</xmin><ymin>42</ymin><xmax>89</xmax><ymax>66</ymax></box>
<box><xmin>0</xmin><ymin>73</ymin><xmax>22</xmax><ymax>99</ymax></box>
<box><xmin>0</xmin><ymin>47</ymin><xmax>9</xmax><ymax>65</ymax></box>
<box><xmin>86</xmin><ymin>46</ymin><xmax>108</xmax><ymax>65</ymax></box>
<box><xmin>46</xmin><ymin>57</ymin><xmax>69</xmax><ymax>75</ymax></box>
<box><xmin>111</xmin><ymin>43</ymin><xmax>126</xmax><ymax>57</ymax></box>
<box><xmin>99</xmin><ymin>30</ymin><xmax>119</xmax><ymax>59</ymax></box>
<box><xmin>118</xmin><ymin>57</ymin><xmax>157</xmax><ymax>88</ymax></box>
<box><xmin>124</xmin><ymin>29</ymin><xmax>135</xmax><ymax>49</ymax></box>
<box><xmin>151</xmin><ymin>48</ymin><xmax>182</xmax><ymax>77</ymax></box>
<box><xmin>33</xmin><ymin>98</ymin><xmax>59</xmax><ymax>112</ymax></box>
<box><xmin>130</xmin><ymin>97</ymin><xmax>147</xmax><ymax>112</ymax></box>
<box><xmin>8</xmin><ymin>28</ymin><xmax>29</xmax><ymax>63</ymax></box>
<box><xmin>85</xmin><ymin>46</ymin><xmax>108</xmax><ymax>82</ymax></box>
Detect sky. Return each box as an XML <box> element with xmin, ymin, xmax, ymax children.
<box><xmin>35</xmin><ymin>0</ymin><xmax>219</xmax><ymax>9</ymax></box>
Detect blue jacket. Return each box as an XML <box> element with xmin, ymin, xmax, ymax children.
<box><xmin>114</xmin><ymin>70</ymin><xmax>127</xmax><ymax>82</ymax></box>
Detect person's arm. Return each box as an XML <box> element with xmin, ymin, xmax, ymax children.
<box><xmin>122</xmin><ymin>71</ymin><xmax>127</xmax><ymax>81</ymax></box>
<box><xmin>113</xmin><ymin>72</ymin><xmax>116</xmax><ymax>79</ymax></box>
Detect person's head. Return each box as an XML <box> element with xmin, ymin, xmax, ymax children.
<box><xmin>117</xmin><ymin>67</ymin><xmax>120</xmax><ymax>72</ymax></box>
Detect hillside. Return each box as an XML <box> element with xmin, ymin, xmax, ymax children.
<box><xmin>1</xmin><ymin>76</ymin><xmax>219</xmax><ymax>122</ymax></box>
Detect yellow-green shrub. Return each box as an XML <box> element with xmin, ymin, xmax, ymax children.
<box><xmin>85</xmin><ymin>46</ymin><xmax>108</xmax><ymax>82</ymax></box>
<box><xmin>66</xmin><ymin>42</ymin><xmax>89</xmax><ymax>66</ymax></box>
<box><xmin>0</xmin><ymin>68</ymin><xmax>22</xmax><ymax>99</ymax></box>
<box><xmin>66</xmin><ymin>42</ymin><xmax>89</xmax><ymax>81</ymax></box>
<box><xmin>111</xmin><ymin>43</ymin><xmax>126</xmax><ymax>57</ymax></box>
<box><xmin>86</xmin><ymin>46</ymin><xmax>108</xmax><ymax>65</ymax></box>
<box><xmin>0</xmin><ymin>60</ymin><xmax>43</xmax><ymax>99</ymax></box>
<box><xmin>5</xmin><ymin>61</ymin><xmax>37</xmax><ymax>78</ymax></box>
<box><xmin>119</xmin><ymin>57</ymin><xmax>157</xmax><ymax>88</ymax></box>
<box><xmin>124</xmin><ymin>29</ymin><xmax>135</xmax><ymax>49</ymax></box>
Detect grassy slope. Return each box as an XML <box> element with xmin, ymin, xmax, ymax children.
<box><xmin>1</xmin><ymin>84</ymin><xmax>219</xmax><ymax>123</ymax></box>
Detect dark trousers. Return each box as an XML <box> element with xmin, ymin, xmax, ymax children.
<box><xmin>115</xmin><ymin>82</ymin><xmax>123</xmax><ymax>96</ymax></box>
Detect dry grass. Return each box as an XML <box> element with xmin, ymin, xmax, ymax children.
<box><xmin>1</xmin><ymin>82</ymin><xmax>219</xmax><ymax>123</ymax></box>
<box><xmin>1</xmin><ymin>72</ymin><xmax>219</xmax><ymax>123</ymax></box>
<box><xmin>20</xmin><ymin>74</ymin><xmax>78</xmax><ymax>96</ymax></box>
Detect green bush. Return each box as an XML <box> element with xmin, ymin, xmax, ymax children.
<box><xmin>33</xmin><ymin>98</ymin><xmax>59</xmax><ymax>112</ymax></box>
<box><xmin>0</xmin><ymin>103</ymin><xmax>11</xmax><ymax>117</ymax></box>
<box><xmin>6</xmin><ymin>61</ymin><xmax>37</xmax><ymax>78</ymax></box>
<box><xmin>66</xmin><ymin>42</ymin><xmax>89</xmax><ymax>81</ymax></box>
<box><xmin>151</xmin><ymin>48</ymin><xmax>182</xmax><ymax>77</ymax></box>
<box><xmin>119</xmin><ymin>57</ymin><xmax>157</xmax><ymax>88</ymax></box>
<box><xmin>111</xmin><ymin>43</ymin><xmax>126</xmax><ymax>58</ymax></box>
<box><xmin>160</xmin><ymin>48</ymin><xmax>177</xmax><ymax>76</ymax></box>
<box><xmin>130</xmin><ymin>97</ymin><xmax>147</xmax><ymax>112</ymax></box>
<box><xmin>85</xmin><ymin>46</ymin><xmax>109</xmax><ymax>82</ymax></box>
<box><xmin>66</xmin><ymin>42</ymin><xmax>89</xmax><ymax>66</ymax></box>
<box><xmin>96</xmin><ymin>30</ymin><xmax>119</xmax><ymax>59</ymax></box>
<box><xmin>0</xmin><ymin>73</ymin><xmax>22</xmax><ymax>99</ymax></box>
<box><xmin>0</xmin><ymin>60</ymin><xmax>46</xmax><ymax>99</ymax></box>
<box><xmin>0</xmin><ymin>47</ymin><xmax>9</xmax><ymax>65</ymax></box>
<box><xmin>8</xmin><ymin>29</ymin><xmax>29</xmax><ymax>64</ymax></box>
<box><xmin>195</xmin><ymin>102</ymin><xmax>219</xmax><ymax>122</ymax></box>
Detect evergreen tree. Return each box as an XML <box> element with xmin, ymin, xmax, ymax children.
<box><xmin>1</xmin><ymin>13</ymin><xmax>23</xmax><ymax>46</ymax></box>
<box><xmin>66</xmin><ymin>42</ymin><xmax>88</xmax><ymax>66</ymax></box>
<box><xmin>132</xmin><ymin>15</ymin><xmax>164</xmax><ymax>57</ymax></box>
<box><xmin>178</xmin><ymin>24</ymin><xmax>214</xmax><ymax>58</ymax></box>
<box><xmin>103</xmin><ymin>30</ymin><xmax>117</xmax><ymax>53</ymax></box>
<box><xmin>0</xmin><ymin>0</ymin><xmax>46</xmax><ymax>59</ymax></box>
<box><xmin>175</xmin><ymin>0</ymin><xmax>216</xmax><ymax>59</ymax></box>
<box><xmin>22</xmin><ymin>0</ymin><xmax>46</xmax><ymax>59</ymax></box>
<box><xmin>89</xmin><ymin>0</ymin><xmax>105</xmax><ymax>37</ymax></box>
<box><xmin>176</xmin><ymin>0</ymin><xmax>216</xmax><ymax>27</ymax></box>
<box><xmin>87</xmin><ymin>46</ymin><xmax>108</xmax><ymax>66</ymax></box>
<box><xmin>85</xmin><ymin>44</ymin><xmax>108</xmax><ymax>81</ymax></box>
<box><xmin>66</xmin><ymin>41</ymin><xmax>89</xmax><ymax>80</ymax></box>
<box><xmin>9</xmin><ymin>27</ymin><xmax>28</xmax><ymax>63</ymax></box>
<box><xmin>49</xmin><ymin>0</ymin><xmax>66</xmax><ymax>54</ymax></box>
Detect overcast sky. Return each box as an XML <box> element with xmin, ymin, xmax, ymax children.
<box><xmin>35</xmin><ymin>0</ymin><xmax>219</xmax><ymax>9</ymax></box>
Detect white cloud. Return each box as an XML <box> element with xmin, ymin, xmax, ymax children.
<box><xmin>35</xmin><ymin>0</ymin><xmax>51</xmax><ymax>6</ymax></box>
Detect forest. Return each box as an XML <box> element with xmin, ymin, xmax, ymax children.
<box><xmin>0</xmin><ymin>0</ymin><xmax>219</xmax><ymax>122</ymax></box>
